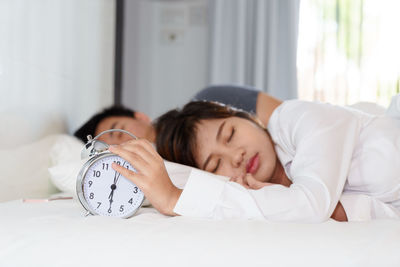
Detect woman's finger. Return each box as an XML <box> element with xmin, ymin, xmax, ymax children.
<box><xmin>110</xmin><ymin>142</ymin><xmax>153</xmax><ymax>164</ymax></box>
<box><xmin>109</xmin><ymin>145</ymin><xmax>151</xmax><ymax>174</ymax></box>
<box><xmin>245</xmin><ymin>174</ymin><xmax>263</xmax><ymax>189</ymax></box>
<box><xmin>119</xmin><ymin>139</ymin><xmax>159</xmax><ymax>158</ymax></box>
<box><xmin>114</xmin><ymin>139</ymin><xmax>163</xmax><ymax>166</ymax></box>
<box><xmin>245</xmin><ymin>174</ymin><xmax>273</xmax><ymax>190</ymax></box>
<box><xmin>133</xmin><ymin>138</ymin><xmax>161</xmax><ymax>159</ymax></box>
<box><xmin>230</xmin><ymin>175</ymin><xmax>250</xmax><ymax>189</ymax></box>
<box><xmin>112</xmin><ymin>162</ymin><xmax>145</xmax><ymax>189</ymax></box>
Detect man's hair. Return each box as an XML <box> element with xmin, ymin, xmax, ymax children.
<box><xmin>154</xmin><ymin>101</ymin><xmax>263</xmax><ymax>168</ymax></box>
<box><xmin>74</xmin><ymin>105</ymin><xmax>136</xmax><ymax>143</ymax></box>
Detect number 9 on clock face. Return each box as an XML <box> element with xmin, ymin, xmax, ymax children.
<box><xmin>76</xmin><ymin>153</ymin><xmax>145</xmax><ymax>218</ymax></box>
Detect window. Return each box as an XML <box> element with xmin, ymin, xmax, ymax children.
<box><xmin>297</xmin><ymin>0</ymin><xmax>400</xmax><ymax>106</ymax></box>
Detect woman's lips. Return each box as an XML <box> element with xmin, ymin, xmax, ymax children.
<box><xmin>246</xmin><ymin>153</ymin><xmax>259</xmax><ymax>174</ymax></box>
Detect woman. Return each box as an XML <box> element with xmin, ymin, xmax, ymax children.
<box><xmin>110</xmin><ymin>99</ymin><xmax>400</xmax><ymax>222</ymax></box>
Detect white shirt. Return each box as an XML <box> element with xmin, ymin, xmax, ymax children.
<box><xmin>172</xmin><ymin>99</ymin><xmax>400</xmax><ymax>222</ymax></box>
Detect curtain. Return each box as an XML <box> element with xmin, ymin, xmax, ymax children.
<box><xmin>297</xmin><ymin>0</ymin><xmax>400</xmax><ymax>106</ymax></box>
<box><xmin>207</xmin><ymin>0</ymin><xmax>300</xmax><ymax>100</ymax></box>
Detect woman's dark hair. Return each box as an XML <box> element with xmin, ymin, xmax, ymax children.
<box><xmin>74</xmin><ymin>105</ymin><xmax>136</xmax><ymax>143</ymax></box>
<box><xmin>154</xmin><ymin>101</ymin><xmax>263</xmax><ymax>168</ymax></box>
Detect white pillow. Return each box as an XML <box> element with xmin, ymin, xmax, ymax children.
<box><xmin>164</xmin><ymin>160</ymin><xmax>193</xmax><ymax>189</ymax></box>
<box><xmin>47</xmin><ymin>135</ymin><xmax>194</xmax><ymax>197</ymax></box>
<box><xmin>49</xmin><ymin>134</ymin><xmax>84</xmax><ymax>165</ymax></box>
<box><xmin>0</xmin><ymin>135</ymin><xmax>60</xmax><ymax>202</ymax></box>
<box><xmin>48</xmin><ymin>135</ymin><xmax>85</xmax><ymax>194</ymax></box>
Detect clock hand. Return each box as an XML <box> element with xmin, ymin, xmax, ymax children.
<box><xmin>115</xmin><ymin>161</ymin><xmax>127</xmax><ymax>185</ymax></box>
<box><xmin>109</xmin><ymin>162</ymin><xmax>124</xmax><ymax>210</ymax></box>
<box><xmin>110</xmin><ymin>169</ymin><xmax>120</xmax><ymax>200</ymax></box>
<box><xmin>108</xmin><ymin>187</ymin><xmax>114</xmax><ymax>200</ymax></box>
<box><xmin>108</xmin><ymin>161</ymin><xmax>127</xmax><ymax>211</ymax></box>
<box><xmin>113</xmin><ymin>170</ymin><xmax>118</xmax><ymax>185</ymax></box>
<box><xmin>108</xmin><ymin>183</ymin><xmax>117</xmax><ymax>199</ymax></box>
<box><xmin>108</xmin><ymin>192</ymin><xmax>113</xmax><ymax>208</ymax></box>
<box><xmin>108</xmin><ymin>183</ymin><xmax>117</xmax><ymax>210</ymax></box>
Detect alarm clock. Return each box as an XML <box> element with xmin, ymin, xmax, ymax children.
<box><xmin>76</xmin><ymin>129</ymin><xmax>145</xmax><ymax>218</ymax></box>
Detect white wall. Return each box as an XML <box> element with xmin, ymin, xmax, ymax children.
<box><xmin>0</xmin><ymin>0</ymin><xmax>115</xmax><ymax>136</ymax></box>
<box><xmin>122</xmin><ymin>0</ymin><xmax>209</xmax><ymax>119</ymax></box>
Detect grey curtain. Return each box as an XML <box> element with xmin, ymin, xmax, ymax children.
<box><xmin>207</xmin><ymin>0</ymin><xmax>300</xmax><ymax>100</ymax></box>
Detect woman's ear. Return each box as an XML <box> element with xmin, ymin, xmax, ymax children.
<box><xmin>134</xmin><ymin>111</ymin><xmax>151</xmax><ymax>123</ymax></box>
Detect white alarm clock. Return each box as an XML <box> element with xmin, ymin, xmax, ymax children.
<box><xmin>76</xmin><ymin>129</ymin><xmax>145</xmax><ymax>218</ymax></box>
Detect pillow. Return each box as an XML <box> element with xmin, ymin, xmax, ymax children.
<box><xmin>0</xmin><ymin>135</ymin><xmax>61</xmax><ymax>202</ymax></box>
<box><xmin>164</xmin><ymin>160</ymin><xmax>194</xmax><ymax>189</ymax></box>
<box><xmin>47</xmin><ymin>135</ymin><xmax>195</xmax><ymax>201</ymax></box>
<box><xmin>48</xmin><ymin>135</ymin><xmax>85</xmax><ymax>194</ymax></box>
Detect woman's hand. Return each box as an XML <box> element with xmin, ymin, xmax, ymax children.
<box><xmin>230</xmin><ymin>174</ymin><xmax>274</xmax><ymax>190</ymax></box>
<box><xmin>108</xmin><ymin>139</ymin><xmax>182</xmax><ymax>216</ymax></box>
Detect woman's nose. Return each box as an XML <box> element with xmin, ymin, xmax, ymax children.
<box><xmin>231</xmin><ymin>147</ymin><xmax>245</xmax><ymax>168</ymax></box>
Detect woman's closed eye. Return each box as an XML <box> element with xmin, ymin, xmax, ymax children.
<box><xmin>209</xmin><ymin>128</ymin><xmax>234</xmax><ymax>173</ymax></box>
<box><xmin>211</xmin><ymin>158</ymin><xmax>221</xmax><ymax>173</ymax></box>
<box><xmin>227</xmin><ymin>127</ymin><xmax>235</xmax><ymax>143</ymax></box>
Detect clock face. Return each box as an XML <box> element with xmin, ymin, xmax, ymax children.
<box><xmin>80</xmin><ymin>154</ymin><xmax>144</xmax><ymax>218</ymax></box>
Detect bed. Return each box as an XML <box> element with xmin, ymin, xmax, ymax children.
<box><xmin>1</xmin><ymin>103</ymin><xmax>400</xmax><ymax>267</ymax></box>
<box><xmin>2</xmin><ymin>199</ymin><xmax>400</xmax><ymax>267</ymax></box>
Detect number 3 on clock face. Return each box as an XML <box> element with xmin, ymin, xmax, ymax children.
<box><xmin>77</xmin><ymin>153</ymin><xmax>145</xmax><ymax>218</ymax></box>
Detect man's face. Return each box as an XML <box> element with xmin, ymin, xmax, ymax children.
<box><xmin>95</xmin><ymin>115</ymin><xmax>153</xmax><ymax>145</ymax></box>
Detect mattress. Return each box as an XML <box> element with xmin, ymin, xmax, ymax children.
<box><xmin>1</xmin><ymin>197</ymin><xmax>399</xmax><ymax>267</ymax></box>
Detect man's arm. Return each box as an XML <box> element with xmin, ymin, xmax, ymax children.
<box><xmin>194</xmin><ymin>85</ymin><xmax>282</xmax><ymax>126</ymax></box>
<box><xmin>255</xmin><ymin>92</ymin><xmax>282</xmax><ymax>126</ymax></box>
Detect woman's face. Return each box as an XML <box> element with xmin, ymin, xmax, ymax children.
<box><xmin>194</xmin><ymin>117</ymin><xmax>277</xmax><ymax>182</ymax></box>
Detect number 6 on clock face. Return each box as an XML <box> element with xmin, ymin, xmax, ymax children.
<box><xmin>76</xmin><ymin>153</ymin><xmax>145</xmax><ymax>218</ymax></box>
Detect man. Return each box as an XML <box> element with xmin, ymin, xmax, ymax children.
<box><xmin>74</xmin><ymin>85</ymin><xmax>281</xmax><ymax>144</ymax></box>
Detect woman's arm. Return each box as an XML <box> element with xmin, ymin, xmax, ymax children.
<box><xmin>234</xmin><ymin>173</ymin><xmax>348</xmax><ymax>222</ymax></box>
<box><xmin>262</xmin><ymin>100</ymin><xmax>359</xmax><ymax>222</ymax></box>
<box><xmin>110</xmin><ymin>139</ymin><xmax>349</xmax><ymax>221</ymax></box>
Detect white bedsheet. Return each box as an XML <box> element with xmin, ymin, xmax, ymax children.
<box><xmin>1</xmin><ymin>198</ymin><xmax>400</xmax><ymax>267</ymax></box>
